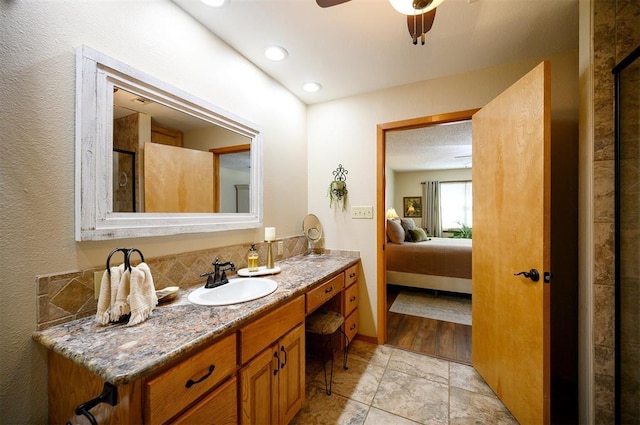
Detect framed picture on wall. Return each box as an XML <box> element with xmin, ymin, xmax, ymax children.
<box><xmin>403</xmin><ymin>197</ymin><xmax>422</xmax><ymax>217</ymax></box>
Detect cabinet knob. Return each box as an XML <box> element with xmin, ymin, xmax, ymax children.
<box><xmin>325</xmin><ymin>286</ymin><xmax>334</xmax><ymax>294</ymax></box>
<box><xmin>350</xmin><ymin>296</ymin><xmax>356</xmax><ymax>302</ymax></box>
<box><xmin>350</xmin><ymin>323</ymin><xmax>357</xmax><ymax>331</ymax></box>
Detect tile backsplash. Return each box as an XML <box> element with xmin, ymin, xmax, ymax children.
<box><xmin>36</xmin><ymin>236</ymin><xmax>307</xmax><ymax>330</ymax></box>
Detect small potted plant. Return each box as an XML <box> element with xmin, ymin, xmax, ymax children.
<box><xmin>327</xmin><ymin>164</ymin><xmax>349</xmax><ymax>211</ymax></box>
<box><xmin>328</xmin><ymin>180</ymin><xmax>348</xmax><ymax>211</ymax></box>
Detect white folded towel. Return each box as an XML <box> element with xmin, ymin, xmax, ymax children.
<box><xmin>95</xmin><ymin>264</ymin><xmax>124</xmax><ymax>325</ymax></box>
<box><xmin>127</xmin><ymin>262</ymin><xmax>158</xmax><ymax>326</ymax></box>
<box><xmin>111</xmin><ymin>267</ymin><xmax>131</xmax><ymax>322</ymax></box>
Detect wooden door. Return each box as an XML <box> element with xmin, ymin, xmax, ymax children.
<box><xmin>144</xmin><ymin>142</ymin><xmax>214</xmax><ymax>213</ymax></box>
<box><xmin>240</xmin><ymin>345</ymin><xmax>279</xmax><ymax>425</ymax></box>
<box><xmin>278</xmin><ymin>324</ymin><xmax>305</xmax><ymax>425</ymax></box>
<box><xmin>472</xmin><ymin>61</ymin><xmax>551</xmax><ymax>425</ymax></box>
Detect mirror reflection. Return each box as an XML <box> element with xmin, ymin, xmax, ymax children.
<box><xmin>112</xmin><ymin>88</ymin><xmax>251</xmax><ymax>214</ymax></box>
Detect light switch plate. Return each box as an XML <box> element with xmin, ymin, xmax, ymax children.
<box><xmin>352</xmin><ymin>206</ymin><xmax>374</xmax><ymax>219</ymax></box>
<box><xmin>94</xmin><ymin>270</ymin><xmax>105</xmax><ymax>300</ymax></box>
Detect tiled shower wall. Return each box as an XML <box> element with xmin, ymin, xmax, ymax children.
<box><xmin>592</xmin><ymin>0</ymin><xmax>639</xmax><ymax>422</ymax></box>
<box><xmin>36</xmin><ymin>236</ymin><xmax>307</xmax><ymax>330</ymax></box>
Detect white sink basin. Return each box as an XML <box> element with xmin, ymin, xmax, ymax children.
<box><xmin>187</xmin><ymin>278</ymin><xmax>278</xmax><ymax>306</ymax></box>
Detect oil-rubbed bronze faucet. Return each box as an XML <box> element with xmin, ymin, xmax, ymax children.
<box><xmin>200</xmin><ymin>258</ymin><xmax>236</xmax><ymax>288</ymax></box>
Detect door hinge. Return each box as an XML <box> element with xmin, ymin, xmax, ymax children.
<box><xmin>543</xmin><ymin>271</ymin><xmax>552</xmax><ymax>284</ymax></box>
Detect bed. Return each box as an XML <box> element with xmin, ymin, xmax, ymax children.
<box><xmin>386</xmin><ymin>237</ymin><xmax>472</xmax><ymax>294</ymax></box>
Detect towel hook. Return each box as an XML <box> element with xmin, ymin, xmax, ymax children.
<box><xmin>125</xmin><ymin>248</ymin><xmax>145</xmax><ymax>272</ymax></box>
<box><xmin>66</xmin><ymin>382</ymin><xmax>118</xmax><ymax>425</ymax></box>
<box><xmin>106</xmin><ymin>248</ymin><xmax>128</xmax><ymax>276</ymax></box>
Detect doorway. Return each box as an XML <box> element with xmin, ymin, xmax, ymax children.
<box><xmin>375</xmin><ymin>109</ymin><xmax>479</xmax><ymax>351</ymax></box>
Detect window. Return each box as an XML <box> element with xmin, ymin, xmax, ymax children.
<box><xmin>440</xmin><ymin>181</ymin><xmax>472</xmax><ymax>230</ymax></box>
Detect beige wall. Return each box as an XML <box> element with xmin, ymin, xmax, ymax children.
<box><xmin>392</xmin><ymin>168</ymin><xmax>472</xmax><ymax>228</ymax></box>
<box><xmin>308</xmin><ymin>50</ymin><xmax>579</xmax><ymax>339</ymax></box>
<box><xmin>0</xmin><ymin>1</ymin><xmax>306</xmax><ymax>422</ymax></box>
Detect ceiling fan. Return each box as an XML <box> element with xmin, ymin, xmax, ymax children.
<box><xmin>316</xmin><ymin>0</ymin><xmax>443</xmax><ymax>45</ymax></box>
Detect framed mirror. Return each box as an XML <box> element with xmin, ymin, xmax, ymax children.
<box><xmin>75</xmin><ymin>46</ymin><xmax>263</xmax><ymax>240</ymax></box>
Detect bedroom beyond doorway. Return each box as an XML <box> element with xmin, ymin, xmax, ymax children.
<box><xmin>386</xmin><ymin>285</ymin><xmax>472</xmax><ymax>364</ymax></box>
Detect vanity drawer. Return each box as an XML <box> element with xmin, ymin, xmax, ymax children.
<box><xmin>306</xmin><ymin>273</ymin><xmax>344</xmax><ymax>314</ymax></box>
<box><xmin>343</xmin><ymin>282</ymin><xmax>359</xmax><ymax>317</ymax></box>
<box><xmin>172</xmin><ymin>376</ymin><xmax>237</xmax><ymax>425</ymax></box>
<box><xmin>344</xmin><ymin>309</ymin><xmax>359</xmax><ymax>343</ymax></box>
<box><xmin>345</xmin><ymin>264</ymin><xmax>358</xmax><ymax>287</ymax></box>
<box><xmin>240</xmin><ymin>296</ymin><xmax>305</xmax><ymax>364</ymax></box>
<box><xmin>145</xmin><ymin>333</ymin><xmax>236</xmax><ymax>425</ymax></box>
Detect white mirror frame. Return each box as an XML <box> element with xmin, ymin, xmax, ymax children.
<box><xmin>75</xmin><ymin>46</ymin><xmax>263</xmax><ymax>241</ymax></box>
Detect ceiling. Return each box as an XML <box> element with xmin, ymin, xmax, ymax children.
<box><xmin>171</xmin><ymin>0</ymin><xmax>577</xmax><ymax>172</ymax></box>
<box><xmin>386</xmin><ymin>120</ymin><xmax>472</xmax><ymax>171</ymax></box>
<box><xmin>172</xmin><ymin>0</ymin><xmax>578</xmax><ymax>105</ymax></box>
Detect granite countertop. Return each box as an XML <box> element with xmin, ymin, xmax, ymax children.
<box><xmin>33</xmin><ymin>253</ymin><xmax>359</xmax><ymax>385</ymax></box>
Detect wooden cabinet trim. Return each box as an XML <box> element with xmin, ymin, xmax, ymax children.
<box><xmin>343</xmin><ymin>282</ymin><xmax>359</xmax><ymax>318</ymax></box>
<box><xmin>240</xmin><ymin>296</ymin><xmax>305</xmax><ymax>364</ymax></box>
<box><xmin>145</xmin><ymin>333</ymin><xmax>236</xmax><ymax>425</ymax></box>
<box><xmin>305</xmin><ymin>273</ymin><xmax>345</xmax><ymax>314</ymax></box>
<box><xmin>172</xmin><ymin>376</ymin><xmax>238</xmax><ymax>424</ymax></box>
<box><xmin>344</xmin><ymin>308</ymin><xmax>359</xmax><ymax>343</ymax></box>
<box><xmin>345</xmin><ymin>264</ymin><xmax>359</xmax><ymax>287</ymax></box>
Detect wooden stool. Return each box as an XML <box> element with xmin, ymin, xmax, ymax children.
<box><xmin>305</xmin><ymin>310</ymin><xmax>350</xmax><ymax>395</ymax></box>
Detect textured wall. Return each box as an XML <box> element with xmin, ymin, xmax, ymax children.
<box><xmin>591</xmin><ymin>0</ymin><xmax>640</xmax><ymax>423</ymax></box>
<box><xmin>0</xmin><ymin>1</ymin><xmax>307</xmax><ymax>423</ymax></box>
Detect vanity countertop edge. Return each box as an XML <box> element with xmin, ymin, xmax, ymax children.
<box><xmin>32</xmin><ymin>253</ymin><xmax>360</xmax><ymax>385</ymax></box>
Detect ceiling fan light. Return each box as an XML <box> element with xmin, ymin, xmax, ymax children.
<box><xmin>264</xmin><ymin>45</ymin><xmax>288</xmax><ymax>61</ymax></box>
<box><xmin>303</xmin><ymin>82</ymin><xmax>322</xmax><ymax>93</ymax></box>
<box><xmin>201</xmin><ymin>0</ymin><xmax>228</xmax><ymax>7</ymax></box>
<box><xmin>389</xmin><ymin>0</ymin><xmax>444</xmax><ymax>15</ymax></box>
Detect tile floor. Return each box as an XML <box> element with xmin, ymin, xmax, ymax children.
<box><xmin>291</xmin><ymin>340</ymin><xmax>518</xmax><ymax>425</ymax></box>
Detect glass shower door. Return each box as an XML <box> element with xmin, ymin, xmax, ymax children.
<box><xmin>614</xmin><ymin>44</ymin><xmax>640</xmax><ymax>425</ymax></box>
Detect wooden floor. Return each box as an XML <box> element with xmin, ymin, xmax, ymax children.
<box><xmin>386</xmin><ymin>285</ymin><xmax>472</xmax><ymax>364</ymax></box>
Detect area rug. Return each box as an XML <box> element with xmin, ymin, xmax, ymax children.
<box><xmin>389</xmin><ymin>290</ymin><xmax>472</xmax><ymax>326</ymax></box>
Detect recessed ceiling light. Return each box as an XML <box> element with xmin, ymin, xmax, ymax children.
<box><xmin>264</xmin><ymin>45</ymin><xmax>288</xmax><ymax>61</ymax></box>
<box><xmin>201</xmin><ymin>0</ymin><xmax>228</xmax><ymax>7</ymax></box>
<box><xmin>303</xmin><ymin>82</ymin><xmax>322</xmax><ymax>93</ymax></box>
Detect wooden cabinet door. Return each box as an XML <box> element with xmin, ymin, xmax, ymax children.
<box><xmin>278</xmin><ymin>324</ymin><xmax>305</xmax><ymax>425</ymax></box>
<box><xmin>240</xmin><ymin>345</ymin><xmax>279</xmax><ymax>425</ymax></box>
<box><xmin>172</xmin><ymin>377</ymin><xmax>237</xmax><ymax>425</ymax></box>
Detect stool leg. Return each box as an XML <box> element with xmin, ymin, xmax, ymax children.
<box><xmin>339</xmin><ymin>328</ymin><xmax>350</xmax><ymax>370</ymax></box>
<box><xmin>321</xmin><ymin>333</ymin><xmax>335</xmax><ymax>395</ymax></box>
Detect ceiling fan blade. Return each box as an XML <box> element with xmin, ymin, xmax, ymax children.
<box><xmin>406</xmin><ymin>8</ymin><xmax>437</xmax><ymax>40</ymax></box>
<box><xmin>316</xmin><ymin>0</ymin><xmax>351</xmax><ymax>7</ymax></box>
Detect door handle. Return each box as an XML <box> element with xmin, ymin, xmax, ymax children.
<box><xmin>514</xmin><ymin>269</ymin><xmax>540</xmax><ymax>282</ymax></box>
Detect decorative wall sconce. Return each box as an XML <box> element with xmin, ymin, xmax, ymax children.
<box><xmin>328</xmin><ymin>164</ymin><xmax>349</xmax><ymax>211</ymax></box>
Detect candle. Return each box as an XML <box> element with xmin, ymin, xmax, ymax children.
<box><xmin>265</xmin><ymin>227</ymin><xmax>276</xmax><ymax>242</ymax></box>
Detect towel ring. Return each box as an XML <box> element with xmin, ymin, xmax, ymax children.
<box><xmin>125</xmin><ymin>248</ymin><xmax>145</xmax><ymax>272</ymax></box>
<box><xmin>106</xmin><ymin>248</ymin><xmax>128</xmax><ymax>275</ymax></box>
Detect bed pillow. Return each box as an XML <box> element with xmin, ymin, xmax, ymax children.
<box><xmin>408</xmin><ymin>227</ymin><xmax>429</xmax><ymax>242</ymax></box>
<box><xmin>400</xmin><ymin>218</ymin><xmax>417</xmax><ymax>242</ymax></box>
<box><xmin>387</xmin><ymin>219</ymin><xmax>405</xmax><ymax>244</ymax></box>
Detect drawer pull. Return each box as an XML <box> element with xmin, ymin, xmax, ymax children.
<box><xmin>349</xmin><ymin>295</ymin><xmax>356</xmax><ymax>302</ymax></box>
<box><xmin>281</xmin><ymin>346</ymin><xmax>287</xmax><ymax>369</ymax></box>
<box><xmin>350</xmin><ymin>323</ymin><xmax>357</xmax><ymax>331</ymax></box>
<box><xmin>186</xmin><ymin>365</ymin><xmax>215</xmax><ymax>388</ymax></box>
<box><xmin>273</xmin><ymin>351</ymin><xmax>280</xmax><ymax>376</ymax></box>
<box><xmin>349</xmin><ymin>273</ymin><xmax>356</xmax><ymax>278</ymax></box>
<box><xmin>325</xmin><ymin>286</ymin><xmax>334</xmax><ymax>294</ymax></box>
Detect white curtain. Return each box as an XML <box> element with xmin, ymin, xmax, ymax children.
<box><xmin>423</xmin><ymin>181</ymin><xmax>442</xmax><ymax>237</ymax></box>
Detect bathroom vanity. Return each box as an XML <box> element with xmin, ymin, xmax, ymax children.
<box><xmin>34</xmin><ymin>254</ymin><xmax>360</xmax><ymax>424</ymax></box>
